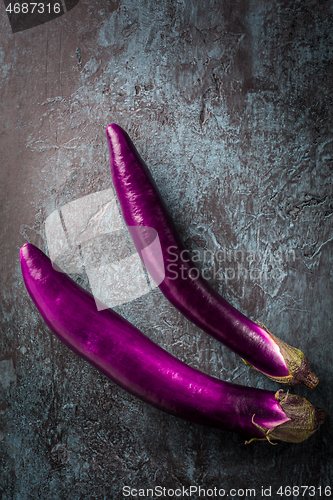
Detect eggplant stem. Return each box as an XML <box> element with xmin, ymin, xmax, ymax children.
<box><xmin>248</xmin><ymin>415</ymin><xmax>278</xmax><ymax>446</ymax></box>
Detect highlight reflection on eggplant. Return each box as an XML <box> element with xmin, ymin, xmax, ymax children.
<box><xmin>20</xmin><ymin>243</ymin><xmax>324</xmax><ymax>443</ymax></box>
<box><xmin>106</xmin><ymin>124</ymin><xmax>318</xmax><ymax>389</ymax></box>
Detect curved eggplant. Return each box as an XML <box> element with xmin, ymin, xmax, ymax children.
<box><xmin>20</xmin><ymin>243</ymin><xmax>324</xmax><ymax>443</ymax></box>
<box><xmin>106</xmin><ymin>124</ymin><xmax>318</xmax><ymax>389</ymax></box>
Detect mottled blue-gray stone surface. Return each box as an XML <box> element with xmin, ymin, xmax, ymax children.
<box><xmin>0</xmin><ymin>0</ymin><xmax>332</xmax><ymax>498</ymax></box>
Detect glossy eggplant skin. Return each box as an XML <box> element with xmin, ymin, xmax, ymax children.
<box><xmin>20</xmin><ymin>243</ymin><xmax>293</xmax><ymax>440</ymax></box>
<box><xmin>105</xmin><ymin>124</ymin><xmax>296</xmax><ymax>381</ymax></box>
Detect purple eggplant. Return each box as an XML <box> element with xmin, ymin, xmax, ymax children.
<box><xmin>20</xmin><ymin>243</ymin><xmax>324</xmax><ymax>443</ymax></box>
<box><xmin>106</xmin><ymin>124</ymin><xmax>318</xmax><ymax>389</ymax></box>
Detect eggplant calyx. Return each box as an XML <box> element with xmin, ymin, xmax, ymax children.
<box><xmin>255</xmin><ymin>321</ymin><xmax>319</xmax><ymax>389</ymax></box>
<box><xmin>246</xmin><ymin>391</ymin><xmax>325</xmax><ymax>444</ymax></box>
<box><xmin>245</xmin><ymin>415</ymin><xmax>278</xmax><ymax>445</ymax></box>
<box><xmin>270</xmin><ymin>391</ymin><xmax>325</xmax><ymax>443</ymax></box>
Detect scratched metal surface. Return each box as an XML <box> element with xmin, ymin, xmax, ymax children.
<box><xmin>0</xmin><ymin>0</ymin><xmax>332</xmax><ymax>498</ymax></box>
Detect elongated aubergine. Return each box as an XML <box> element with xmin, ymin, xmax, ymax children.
<box><xmin>20</xmin><ymin>243</ymin><xmax>324</xmax><ymax>443</ymax></box>
<box><xmin>106</xmin><ymin>124</ymin><xmax>318</xmax><ymax>389</ymax></box>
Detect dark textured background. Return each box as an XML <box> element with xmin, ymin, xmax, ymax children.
<box><xmin>1</xmin><ymin>0</ymin><xmax>333</xmax><ymax>498</ymax></box>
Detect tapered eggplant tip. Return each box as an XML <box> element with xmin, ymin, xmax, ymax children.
<box><xmin>20</xmin><ymin>242</ymin><xmax>32</xmax><ymax>261</ymax></box>
<box><xmin>105</xmin><ymin>123</ymin><xmax>114</xmax><ymax>134</ymax></box>
<box><xmin>106</xmin><ymin>123</ymin><xmax>123</xmax><ymax>139</ymax></box>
